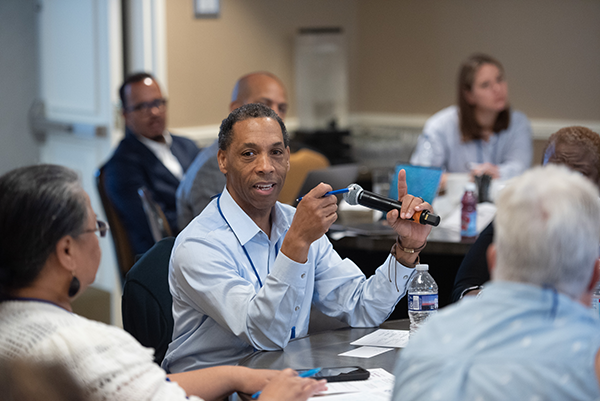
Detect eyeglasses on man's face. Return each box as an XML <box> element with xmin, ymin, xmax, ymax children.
<box><xmin>125</xmin><ymin>98</ymin><xmax>167</xmax><ymax>114</ymax></box>
<box><xmin>84</xmin><ymin>219</ymin><xmax>110</xmax><ymax>238</ymax></box>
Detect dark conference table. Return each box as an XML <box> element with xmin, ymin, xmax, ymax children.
<box><xmin>237</xmin><ymin>319</ymin><xmax>409</xmax><ymax>373</ymax></box>
<box><xmin>329</xmin><ymin>220</ymin><xmax>474</xmax><ymax>255</ymax></box>
<box><xmin>328</xmin><ymin>219</ymin><xmax>473</xmax><ymax>319</ymax></box>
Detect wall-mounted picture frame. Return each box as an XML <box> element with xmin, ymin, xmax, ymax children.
<box><xmin>194</xmin><ymin>0</ymin><xmax>220</xmax><ymax>19</ymax></box>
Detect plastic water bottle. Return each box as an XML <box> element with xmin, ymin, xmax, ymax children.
<box><xmin>461</xmin><ymin>182</ymin><xmax>477</xmax><ymax>241</ymax></box>
<box><xmin>408</xmin><ymin>264</ymin><xmax>438</xmax><ymax>335</ymax></box>
<box><xmin>592</xmin><ymin>282</ymin><xmax>600</xmax><ymax>318</ymax></box>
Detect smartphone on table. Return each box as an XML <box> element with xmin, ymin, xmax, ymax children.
<box><xmin>296</xmin><ymin>366</ymin><xmax>370</xmax><ymax>382</ymax></box>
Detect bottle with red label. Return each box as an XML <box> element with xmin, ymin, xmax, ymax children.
<box><xmin>461</xmin><ymin>182</ymin><xmax>477</xmax><ymax>241</ymax></box>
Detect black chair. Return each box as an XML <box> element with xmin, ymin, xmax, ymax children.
<box><xmin>122</xmin><ymin>237</ymin><xmax>175</xmax><ymax>365</ymax></box>
<box><xmin>138</xmin><ymin>186</ymin><xmax>173</xmax><ymax>243</ymax></box>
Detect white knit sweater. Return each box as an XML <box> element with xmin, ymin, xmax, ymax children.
<box><xmin>0</xmin><ymin>299</ymin><xmax>203</xmax><ymax>401</ymax></box>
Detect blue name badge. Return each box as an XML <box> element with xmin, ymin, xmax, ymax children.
<box><xmin>389</xmin><ymin>164</ymin><xmax>443</xmax><ymax>204</ymax></box>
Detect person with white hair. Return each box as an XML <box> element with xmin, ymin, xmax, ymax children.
<box><xmin>392</xmin><ymin>164</ymin><xmax>600</xmax><ymax>401</ymax></box>
<box><xmin>452</xmin><ymin>125</ymin><xmax>600</xmax><ymax>301</ymax></box>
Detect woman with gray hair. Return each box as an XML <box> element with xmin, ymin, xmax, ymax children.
<box><xmin>0</xmin><ymin>164</ymin><xmax>325</xmax><ymax>401</ymax></box>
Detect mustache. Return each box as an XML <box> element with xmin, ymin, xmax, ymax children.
<box><xmin>148</xmin><ymin>115</ymin><xmax>164</xmax><ymax>123</ymax></box>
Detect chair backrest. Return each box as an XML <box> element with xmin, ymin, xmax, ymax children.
<box><xmin>95</xmin><ymin>167</ymin><xmax>135</xmax><ymax>282</ymax></box>
<box><xmin>291</xmin><ymin>162</ymin><xmax>359</xmax><ymax>207</ymax></box>
<box><xmin>138</xmin><ymin>186</ymin><xmax>173</xmax><ymax>243</ymax></box>
<box><xmin>278</xmin><ymin>149</ymin><xmax>330</xmax><ymax>205</ymax></box>
<box><xmin>122</xmin><ymin>236</ymin><xmax>175</xmax><ymax>365</ymax></box>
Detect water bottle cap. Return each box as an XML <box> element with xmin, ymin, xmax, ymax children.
<box><xmin>465</xmin><ymin>182</ymin><xmax>476</xmax><ymax>191</ymax></box>
<box><xmin>415</xmin><ymin>264</ymin><xmax>429</xmax><ymax>271</ymax></box>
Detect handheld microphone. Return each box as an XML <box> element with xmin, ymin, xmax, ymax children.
<box><xmin>343</xmin><ymin>183</ymin><xmax>441</xmax><ymax>227</ymax></box>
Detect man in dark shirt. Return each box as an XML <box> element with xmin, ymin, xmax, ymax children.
<box><xmin>102</xmin><ymin>72</ymin><xmax>199</xmax><ymax>255</ymax></box>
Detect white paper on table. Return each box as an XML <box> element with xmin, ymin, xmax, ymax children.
<box><xmin>309</xmin><ymin>368</ymin><xmax>395</xmax><ymax>399</ymax></box>
<box><xmin>350</xmin><ymin>329</ymin><xmax>410</xmax><ymax>348</ymax></box>
<box><xmin>309</xmin><ymin>389</ymin><xmax>390</xmax><ymax>401</ymax></box>
<box><xmin>368</xmin><ymin>368</ymin><xmax>396</xmax><ymax>382</ymax></box>
<box><xmin>437</xmin><ymin>201</ymin><xmax>496</xmax><ymax>235</ymax></box>
<box><xmin>338</xmin><ymin>199</ymin><xmax>371</xmax><ymax>212</ymax></box>
<box><xmin>338</xmin><ymin>346</ymin><xmax>394</xmax><ymax>358</ymax></box>
<box><xmin>328</xmin><ymin>230</ymin><xmax>357</xmax><ymax>240</ymax></box>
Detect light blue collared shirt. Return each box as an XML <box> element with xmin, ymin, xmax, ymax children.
<box><xmin>162</xmin><ymin>187</ymin><xmax>414</xmax><ymax>372</ymax></box>
<box><xmin>410</xmin><ymin>106</ymin><xmax>532</xmax><ymax>180</ymax></box>
<box><xmin>393</xmin><ymin>281</ymin><xmax>600</xmax><ymax>401</ymax></box>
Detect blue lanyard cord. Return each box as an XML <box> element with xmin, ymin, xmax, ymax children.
<box><xmin>216</xmin><ymin>194</ymin><xmax>279</xmax><ymax>288</ymax></box>
<box><xmin>241</xmin><ymin>245</ymin><xmax>263</xmax><ymax>288</ymax></box>
<box><xmin>217</xmin><ymin>194</ymin><xmax>294</xmax><ymax>342</ymax></box>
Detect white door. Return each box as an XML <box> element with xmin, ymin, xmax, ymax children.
<box><xmin>36</xmin><ymin>0</ymin><xmax>123</xmax><ymax>323</ymax></box>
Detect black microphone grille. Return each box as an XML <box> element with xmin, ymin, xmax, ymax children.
<box><xmin>344</xmin><ymin>183</ymin><xmax>363</xmax><ymax>205</ymax></box>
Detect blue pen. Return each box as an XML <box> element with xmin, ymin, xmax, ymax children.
<box><xmin>251</xmin><ymin>368</ymin><xmax>322</xmax><ymax>399</ymax></box>
<box><xmin>296</xmin><ymin>188</ymin><xmax>350</xmax><ymax>202</ymax></box>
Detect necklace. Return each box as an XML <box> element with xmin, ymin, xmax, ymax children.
<box><xmin>3</xmin><ymin>296</ymin><xmax>70</xmax><ymax>312</ymax></box>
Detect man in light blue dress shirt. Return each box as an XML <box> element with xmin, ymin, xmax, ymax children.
<box><xmin>176</xmin><ymin>72</ymin><xmax>290</xmax><ymax>230</ymax></box>
<box><xmin>162</xmin><ymin>103</ymin><xmax>434</xmax><ymax>372</ymax></box>
<box><xmin>393</xmin><ymin>165</ymin><xmax>600</xmax><ymax>400</ymax></box>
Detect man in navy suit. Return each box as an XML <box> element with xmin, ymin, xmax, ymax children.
<box><xmin>103</xmin><ymin>72</ymin><xmax>199</xmax><ymax>256</ymax></box>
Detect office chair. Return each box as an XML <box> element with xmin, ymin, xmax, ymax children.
<box><xmin>122</xmin><ymin>236</ymin><xmax>175</xmax><ymax>365</ymax></box>
<box><xmin>278</xmin><ymin>148</ymin><xmax>330</xmax><ymax>205</ymax></box>
<box><xmin>138</xmin><ymin>186</ymin><xmax>173</xmax><ymax>243</ymax></box>
<box><xmin>95</xmin><ymin>167</ymin><xmax>136</xmax><ymax>283</ymax></box>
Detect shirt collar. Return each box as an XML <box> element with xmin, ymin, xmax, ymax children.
<box><xmin>134</xmin><ymin>130</ymin><xmax>173</xmax><ymax>149</ymax></box>
<box><xmin>481</xmin><ymin>280</ymin><xmax>583</xmax><ymax>314</ymax></box>
<box><xmin>219</xmin><ymin>187</ymin><xmax>292</xmax><ymax>246</ymax></box>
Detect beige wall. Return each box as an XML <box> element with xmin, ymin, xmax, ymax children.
<box><xmin>356</xmin><ymin>0</ymin><xmax>600</xmax><ymax>120</ymax></box>
<box><xmin>166</xmin><ymin>0</ymin><xmax>600</xmax><ymax>129</ymax></box>
<box><xmin>166</xmin><ymin>0</ymin><xmax>358</xmax><ymax>128</ymax></box>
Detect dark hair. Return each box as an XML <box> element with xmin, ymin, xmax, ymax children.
<box><xmin>218</xmin><ymin>103</ymin><xmax>289</xmax><ymax>151</ymax></box>
<box><xmin>457</xmin><ymin>53</ymin><xmax>510</xmax><ymax>142</ymax></box>
<box><xmin>119</xmin><ymin>72</ymin><xmax>156</xmax><ymax>109</ymax></box>
<box><xmin>0</xmin><ymin>165</ymin><xmax>88</xmax><ymax>297</ymax></box>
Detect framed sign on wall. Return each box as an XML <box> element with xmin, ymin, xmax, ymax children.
<box><xmin>194</xmin><ymin>0</ymin><xmax>219</xmax><ymax>18</ymax></box>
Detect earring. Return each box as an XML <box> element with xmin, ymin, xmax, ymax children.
<box><xmin>68</xmin><ymin>275</ymin><xmax>80</xmax><ymax>297</ymax></box>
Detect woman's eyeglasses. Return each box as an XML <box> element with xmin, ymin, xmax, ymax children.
<box><xmin>84</xmin><ymin>220</ymin><xmax>110</xmax><ymax>238</ymax></box>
